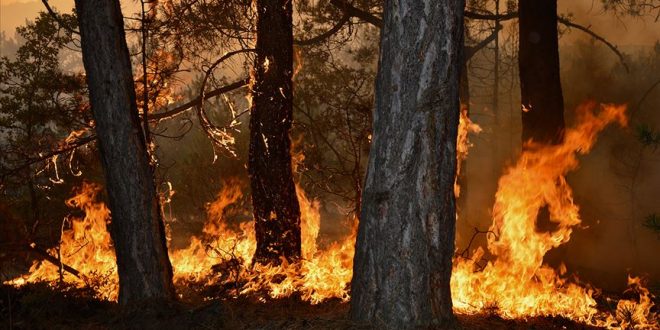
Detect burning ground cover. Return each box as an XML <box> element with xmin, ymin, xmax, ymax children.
<box><xmin>3</xmin><ymin>103</ymin><xmax>658</xmax><ymax>328</ymax></box>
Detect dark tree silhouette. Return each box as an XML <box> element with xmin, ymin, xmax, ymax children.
<box><xmin>74</xmin><ymin>0</ymin><xmax>175</xmax><ymax>305</ymax></box>
<box><xmin>248</xmin><ymin>0</ymin><xmax>302</xmax><ymax>264</ymax></box>
<box><xmin>350</xmin><ymin>0</ymin><xmax>465</xmax><ymax>327</ymax></box>
<box><xmin>519</xmin><ymin>0</ymin><xmax>565</xmax><ymax>144</ymax></box>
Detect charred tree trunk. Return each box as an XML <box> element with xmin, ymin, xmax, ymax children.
<box><xmin>519</xmin><ymin>0</ymin><xmax>565</xmax><ymax>144</ymax></box>
<box><xmin>350</xmin><ymin>0</ymin><xmax>464</xmax><ymax>327</ymax></box>
<box><xmin>248</xmin><ymin>0</ymin><xmax>301</xmax><ymax>264</ymax></box>
<box><xmin>74</xmin><ymin>0</ymin><xmax>175</xmax><ymax>305</ymax></box>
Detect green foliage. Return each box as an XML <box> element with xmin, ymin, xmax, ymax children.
<box><xmin>601</xmin><ymin>0</ymin><xmax>660</xmax><ymax>18</ymax></box>
<box><xmin>0</xmin><ymin>12</ymin><xmax>97</xmax><ymax>248</ymax></box>
<box><xmin>642</xmin><ymin>213</ymin><xmax>660</xmax><ymax>234</ymax></box>
<box><xmin>635</xmin><ymin>124</ymin><xmax>660</xmax><ymax>149</ymax></box>
<box><xmin>0</xmin><ymin>12</ymin><xmax>89</xmax><ymax>179</ymax></box>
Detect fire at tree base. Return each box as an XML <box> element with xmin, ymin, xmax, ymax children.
<box><xmin>4</xmin><ymin>103</ymin><xmax>657</xmax><ymax>329</ymax></box>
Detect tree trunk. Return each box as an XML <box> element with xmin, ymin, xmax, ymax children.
<box><xmin>350</xmin><ymin>1</ymin><xmax>464</xmax><ymax>327</ymax></box>
<box><xmin>74</xmin><ymin>0</ymin><xmax>175</xmax><ymax>305</ymax></box>
<box><xmin>519</xmin><ymin>0</ymin><xmax>565</xmax><ymax>144</ymax></box>
<box><xmin>248</xmin><ymin>0</ymin><xmax>301</xmax><ymax>264</ymax></box>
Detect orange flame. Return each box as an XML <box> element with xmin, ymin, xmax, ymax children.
<box><xmin>5</xmin><ymin>102</ymin><xmax>656</xmax><ymax>329</ymax></box>
<box><xmin>171</xmin><ymin>180</ymin><xmax>355</xmax><ymax>304</ymax></box>
<box><xmin>451</xmin><ymin>103</ymin><xmax>636</xmax><ymax>324</ymax></box>
<box><xmin>7</xmin><ymin>182</ymin><xmax>118</xmax><ymax>301</ymax></box>
<box><xmin>455</xmin><ymin>104</ymin><xmax>482</xmax><ymax>198</ymax></box>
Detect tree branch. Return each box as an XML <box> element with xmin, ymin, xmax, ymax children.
<box><xmin>28</xmin><ymin>244</ymin><xmax>81</xmax><ymax>278</ymax></box>
<box><xmin>294</xmin><ymin>13</ymin><xmax>351</xmax><ymax>46</ymax></box>
<box><xmin>329</xmin><ymin>0</ymin><xmax>382</xmax><ymax>28</ymax></box>
<box><xmin>460</xmin><ymin>10</ymin><xmax>630</xmax><ymax>72</ymax></box>
<box><xmin>40</xmin><ymin>0</ymin><xmax>80</xmax><ymax>35</ymax></box>
<box><xmin>465</xmin><ymin>24</ymin><xmax>503</xmax><ymax>61</ymax></box>
<box><xmin>464</xmin><ymin>10</ymin><xmax>518</xmax><ymax>21</ymax></box>
<box><xmin>197</xmin><ymin>49</ymin><xmax>255</xmax><ymax>149</ymax></box>
<box><xmin>558</xmin><ymin>16</ymin><xmax>629</xmax><ymax>72</ymax></box>
<box><xmin>149</xmin><ymin>78</ymin><xmax>249</xmax><ymax>121</ymax></box>
<box><xmin>0</xmin><ymin>136</ymin><xmax>96</xmax><ymax>180</ymax></box>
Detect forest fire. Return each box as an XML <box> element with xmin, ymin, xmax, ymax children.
<box><xmin>6</xmin><ymin>181</ymin><xmax>355</xmax><ymax>304</ymax></box>
<box><xmin>5</xmin><ymin>182</ymin><xmax>118</xmax><ymax>301</ymax></box>
<box><xmin>6</xmin><ymin>102</ymin><xmax>656</xmax><ymax>328</ymax></box>
<box><xmin>1</xmin><ymin>0</ymin><xmax>659</xmax><ymax>328</ymax></box>
<box><xmin>450</xmin><ymin>102</ymin><xmax>655</xmax><ymax>327</ymax></box>
<box><xmin>170</xmin><ymin>183</ymin><xmax>356</xmax><ymax>304</ymax></box>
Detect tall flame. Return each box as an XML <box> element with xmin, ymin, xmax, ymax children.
<box><xmin>451</xmin><ymin>103</ymin><xmax>638</xmax><ymax>324</ymax></box>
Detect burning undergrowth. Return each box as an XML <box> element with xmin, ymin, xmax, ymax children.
<box><xmin>3</xmin><ymin>102</ymin><xmax>658</xmax><ymax>328</ymax></box>
<box><xmin>4</xmin><ymin>179</ymin><xmax>356</xmax><ymax>305</ymax></box>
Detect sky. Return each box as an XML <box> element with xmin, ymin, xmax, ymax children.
<box><xmin>1</xmin><ymin>0</ymin><xmax>659</xmax><ymax>46</ymax></box>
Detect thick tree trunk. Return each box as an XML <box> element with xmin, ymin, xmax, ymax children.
<box><xmin>519</xmin><ymin>0</ymin><xmax>565</xmax><ymax>144</ymax></box>
<box><xmin>350</xmin><ymin>0</ymin><xmax>464</xmax><ymax>328</ymax></box>
<box><xmin>74</xmin><ymin>0</ymin><xmax>175</xmax><ymax>305</ymax></box>
<box><xmin>248</xmin><ymin>0</ymin><xmax>301</xmax><ymax>264</ymax></box>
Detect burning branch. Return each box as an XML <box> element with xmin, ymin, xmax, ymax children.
<box><xmin>197</xmin><ymin>49</ymin><xmax>255</xmax><ymax>152</ymax></box>
<box><xmin>27</xmin><ymin>244</ymin><xmax>81</xmax><ymax>279</ymax></box>
<box><xmin>149</xmin><ymin>78</ymin><xmax>249</xmax><ymax>121</ymax></box>
<box><xmin>0</xmin><ymin>135</ymin><xmax>96</xmax><ymax>182</ymax></box>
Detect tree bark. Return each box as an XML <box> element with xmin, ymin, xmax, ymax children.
<box><xmin>519</xmin><ymin>0</ymin><xmax>565</xmax><ymax>144</ymax></box>
<box><xmin>248</xmin><ymin>0</ymin><xmax>301</xmax><ymax>264</ymax></box>
<box><xmin>350</xmin><ymin>0</ymin><xmax>464</xmax><ymax>328</ymax></box>
<box><xmin>74</xmin><ymin>0</ymin><xmax>175</xmax><ymax>305</ymax></box>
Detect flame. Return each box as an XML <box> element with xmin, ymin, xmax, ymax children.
<box><xmin>451</xmin><ymin>103</ymin><xmax>641</xmax><ymax>325</ymax></box>
<box><xmin>606</xmin><ymin>276</ymin><xmax>658</xmax><ymax>329</ymax></box>
<box><xmin>455</xmin><ymin>104</ymin><xmax>482</xmax><ymax>197</ymax></box>
<box><xmin>5</xmin><ymin>102</ymin><xmax>657</xmax><ymax>328</ymax></box>
<box><xmin>171</xmin><ymin>180</ymin><xmax>355</xmax><ymax>304</ymax></box>
<box><xmin>6</xmin><ymin>182</ymin><xmax>118</xmax><ymax>301</ymax></box>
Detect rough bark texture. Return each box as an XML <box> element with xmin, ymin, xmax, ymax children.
<box><xmin>519</xmin><ymin>0</ymin><xmax>565</xmax><ymax>144</ymax></box>
<box><xmin>350</xmin><ymin>0</ymin><xmax>464</xmax><ymax>328</ymax></box>
<box><xmin>248</xmin><ymin>0</ymin><xmax>301</xmax><ymax>264</ymax></box>
<box><xmin>74</xmin><ymin>0</ymin><xmax>175</xmax><ymax>305</ymax></box>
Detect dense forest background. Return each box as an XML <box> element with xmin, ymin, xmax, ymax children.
<box><xmin>1</xmin><ymin>0</ymin><xmax>658</xmax><ymax>294</ymax></box>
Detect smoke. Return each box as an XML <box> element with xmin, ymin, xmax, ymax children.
<box><xmin>559</xmin><ymin>1</ymin><xmax>660</xmax><ymax>46</ymax></box>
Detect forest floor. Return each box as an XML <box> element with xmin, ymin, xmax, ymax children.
<box><xmin>0</xmin><ymin>283</ymin><xmax>612</xmax><ymax>330</ymax></box>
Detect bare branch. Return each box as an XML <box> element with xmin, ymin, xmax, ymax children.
<box><xmin>28</xmin><ymin>244</ymin><xmax>81</xmax><ymax>278</ymax></box>
<box><xmin>0</xmin><ymin>136</ymin><xmax>96</xmax><ymax>180</ymax></box>
<box><xmin>465</xmin><ymin>24</ymin><xmax>504</xmax><ymax>61</ymax></box>
<box><xmin>197</xmin><ymin>49</ymin><xmax>256</xmax><ymax>148</ymax></box>
<box><xmin>558</xmin><ymin>16</ymin><xmax>630</xmax><ymax>72</ymax></box>
<box><xmin>294</xmin><ymin>13</ymin><xmax>351</xmax><ymax>46</ymax></box>
<box><xmin>149</xmin><ymin>78</ymin><xmax>249</xmax><ymax>121</ymax></box>
<box><xmin>631</xmin><ymin>78</ymin><xmax>660</xmax><ymax>119</ymax></box>
<box><xmin>464</xmin><ymin>10</ymin><xmax>518</xmax><ymax>21</ymax></box>
<box><xmin>329</xmin><ymin>0</ymin><xmax>382</xmax><ymax>28</ymax></box>
<box><xmin>40</xmin><ymin>0</ymin><xmax>80</xmax><ymax>35</ymax></box>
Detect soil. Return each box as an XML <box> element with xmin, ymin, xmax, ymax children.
<box><xmin>0</xmin><ymin>282</ymin><xmax>609</xmax><ymax>330</ymax></box>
